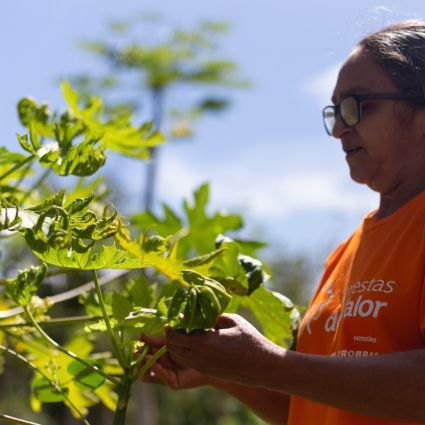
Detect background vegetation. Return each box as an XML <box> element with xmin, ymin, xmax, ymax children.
<box><xmin>0</xmin><ymin>13</ymin><xmax>321</xmax><ymax>425</ymax></box>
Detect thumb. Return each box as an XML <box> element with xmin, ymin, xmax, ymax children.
<box><xmin>215</xmin><ymin>313</ymin><xmax>238</xmax><ymax>329</ymax></box>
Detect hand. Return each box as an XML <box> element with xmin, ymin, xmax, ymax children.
<box><xmin>165</xmin><ymin>313</ymin><xmax>282</xmax><ymax>386</ymax></box>
<box><xmin>140</xmin><ymin>333</ymin><xmax>211</xmax><ymax>390</ymax></box>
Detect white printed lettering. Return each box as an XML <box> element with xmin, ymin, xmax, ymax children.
<box><xmin>372</xmin><ymin>301</ymin><xmax>388</xmax><ymax>318</ymax></box>
<box><xmin>358</xmin><ymin>299</ymin><xmax>374</xmax><ymax>317</ymax></box>
<box><xmin>383</xmin><ymin>281</ymin><xmax>395</xmax><ymax>293</ymax></box>
<box><xmin>343</xmin><ymin>300</ymin><xmax>354</xmax><ymax>317</ymax></box>
<box><xmin>325</xmin><ymin>312</ymin><xmax>338</xmax><ymax>333</ymax></box>
<box><xmin>372</xmin><ymin>280</ymin><xmax>384</xmax><ymax>292</ymax></box>
<box><xmin>353</xmin><ymin>295</ymin><xmax>362</xmax><ymax>316</ymax></box>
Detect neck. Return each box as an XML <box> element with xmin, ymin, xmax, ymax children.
<box><xmin>375</xmin><ymin>180</ymin><xmax>425</xmax><ymax>218</ymax></box>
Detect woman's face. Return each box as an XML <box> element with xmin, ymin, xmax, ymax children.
<box><xmin>332</xmin><ymin>47</ymin><xmax>425</xmax><ymax>194</ymax></box>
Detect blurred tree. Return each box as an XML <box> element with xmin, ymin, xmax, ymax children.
<box><xmin>71</xmin><ymin>13</ymin><xmax>248</xmax><ymax>210</ymax></box>
<box><xmin>268</xmin><ymin>250</ymin><xmax>319</xmax><ymax>308</ymax></box>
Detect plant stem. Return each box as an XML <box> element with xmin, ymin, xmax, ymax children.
<box><xmin>23</xmin><ymin>306</ymin><xmax>119</xmax><ymax>385</ymax></box>
<box><xmin>0</xmin><ymin>269</ymin><xmax>129</xmax><ymax>320</ymax></box>
<box><xmin>0</xmin><ymin>314</ymin><xmax>106</xmax><ymax>328</ymax></box>
<box><xmin>110</xmin><ymin>345</ymin><xmax>167</xmax><ymax>425</ymax></box>
<box><xmin>131</xmin><ymin>345</ymin><xmax>148</xmax><ymax>369</ymax></box>
<box><xmin>91</xmin><ymin>269</ymin><xmax>126</xmax><ymax>369</ymax></box>
<box><xmin>112</xmin><ymin>374</ymin><xmax>132</xmax><ymax>425</ymax></box>
<box><xmin>134</xmin><ymin>345</ymin><xmax>167</xmax><ymax>382</ymax></box>
<box><xmin>0</xmin><ymin>344</ymin><xmax>90</xmax><ymax>425</ymax></box>
<box><xmin>0</xmin><ymin>155</ymin><xmax>35</xmax><ymax>183</ymax></box>
<box><xmin>0</xmin><ymin>413</ymin><xmax>41</xmax><ymax>425</ymax></box>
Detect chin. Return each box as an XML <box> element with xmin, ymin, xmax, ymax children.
<box><xmin>349</xmin><ymin>170</ymin><xmax>369</xmax><ymax>185</ymax></box>
<box><xmin>349</xmin><ymin>172</ymin><xmax>381</xmax><ymax>192</ymax></box>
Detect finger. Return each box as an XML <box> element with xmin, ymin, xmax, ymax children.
<box><xmin>165</xmin><ymin>328</ymin><xmax>192</xmax><ymax>347</ymax></box>
<box><xmin>141</xmin><ymin>370</ymin><xmax>162</xmax><ymax>384</ymax></box>
<box><xmin>166</xmin><ymin>346</ymin><xmax>199</xmax><ymax>370</ymax></box>
<box><xmin>165</xmin><ymin>327</ymin><xmax>209</xmax><ymax>349</ymax></box>
<box><xmin>141</xmin><ymin>333</ymin><xmax>166</xmax><ymax>347</ymax></box>
<box><xmin>141</xmin><ymin>356</ymin><xmax>176</xmax><ymax>387</ymax></box>
<box><xmin>215</xmin><ymin>314</ymin><xmax>238</xmax><ymax>329</ymax></box>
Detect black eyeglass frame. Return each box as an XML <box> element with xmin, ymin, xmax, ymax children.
<box><xmin>322</xmin><ymin>92</ymin><xmax>424</xmax><ymax>136</ymax></box>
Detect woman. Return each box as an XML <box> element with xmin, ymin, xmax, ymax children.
<box><xmin>143</xmin><ymin>21</ymin><xmax>425</xmax><ymax>424</ymax></box>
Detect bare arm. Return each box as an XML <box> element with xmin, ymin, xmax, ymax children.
<box><xmin>271</xmin><ymin>349</ymin><xmax>425</xmax><ymax>422</ymax></box>
<box><xmin>166</xmin><ymin>314</ymin><xmax>425</xmax><ymax>422</ymax></box>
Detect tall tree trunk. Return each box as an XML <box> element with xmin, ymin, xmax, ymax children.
<box><xmin>144</xmin><ymin>88</ymin><xmax>164</xmax><ymax>210</ymax></box>
<box><xmin>137</xmin><ymin>86</ymin><xmax>164</xmax><ymax>423</ymax></box>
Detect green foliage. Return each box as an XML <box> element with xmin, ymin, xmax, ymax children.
<box><xmin>81</xmin><ymin>19</ymin><xmax>245</xmax><ymax>91</ymax></box>
<box><xmin>167</xmin><ymin>270</ymin><xmax>232</xmax><ymax>333</ymax></box>
<box><xmin>32</xmin><ymin>377</ymin><xmax>69</xmax><ymax>403</ymax></box>
<box><xmin>74</xmin><ymin>15</ymin><xmax>248</xmax><ymax>142</ymax></box>
<box><xmin>0</xmin><ymin>81</ymin><xmax>297</xmax><ymax>425</ymax></box>
<box><xmin>241</xmin><ymin>286</ymin><xmax>298</xmax><ymax>347</ymax></box>
<box><xmin>14</xmin><ymin>81</ymin><xmax>164</xmax><ymax>179</ymax></box>
<box><xmin>5</xmin><ymin>264</ymin><xmax>47</xmax><ymax>306</ymax></box>
<box><xmin>132</xmin><ymin>183</ymin><xmax>244</xmax><ymax>258</ymax></box>
<box><xmin>67</xmin><ymin>359</ymin><xmax>106</xmax><ymax>391</ymax></box>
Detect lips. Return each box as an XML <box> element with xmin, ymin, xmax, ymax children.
<box><xmin>343</xmin><ymin>146</ymin><xmax>364</xmax><ymax>155</ymax></box>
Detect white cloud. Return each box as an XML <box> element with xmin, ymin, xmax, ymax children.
<box><xmin>157</xmin><ymin>140</ymin><xmax>377</xmax><ymax>222</ymax></box>
<box><xmin>111</xmin><ymin>136</ymin><xmax>378</xmax><ymax>250</ymax></box>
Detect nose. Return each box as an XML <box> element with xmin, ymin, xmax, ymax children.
<box><xmin>332</xmin><ymin>115</ymin><xmax>353</xmax><ymax>139</ymax></box>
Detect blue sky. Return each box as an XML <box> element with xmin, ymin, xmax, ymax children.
<box><xmin>2</xmin><ymin>0</ymin><xmax>425</xmax><ymax>256</ymax></box>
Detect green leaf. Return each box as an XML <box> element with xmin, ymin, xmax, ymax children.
<box><xmin>131</xmin><ymin>205</ymin><xmax>182</xmax><ymax>238</ymax></box>
<box><xmin>23</xmin><ymin>233</ymin><xmax>148</xmax><ymax>270</ymax></box>
<box><xmin>17</xmin><ymin>133</ymin><xmax>37</xmax><ymax>155</ymax></box>
<box><xmin>142</xmin><ymin>234</ymin><xmax>170</xmax><ymax>253</ymax></box>
<box><xmin>62</xmin><ymin>80</ymin><xmax>80</xmax><ymax>112</ymax></box>
<box><xmin>5</xmin><ymin>263</ymin><xmax>47</xmax><ymax>306</ymax></box>
<box><xmin>128</xmin><ymin>274</ymin><xmax>154</xmax><ymax>307</ymax></box>
<box><xmin>0</xmin><ymin>147</ymin><xmax>27</xmax><ymax>164</ymax></box>
<box><xmin>0</xmin><ymin>206</ymin><xmax>22</xmax><ymax>231</ymax></box>
<box><xmin>210</xmin><ymin>236</ymin><xmax>268</xmax><ymax>296</ymax></box>
<box><xmin>67</xmin><ymin>358</ymin><xmax>106</xmax><ymax>390</ymax></box>
<box><xmin>240</xmin><ymin>286</ymin><xmax>295</xmax><ymax>348</ymax></box>
<box><xmin>28</xmin><ymin>190</ymin><xmax>65</xmax><ymax>212</ymax></box>
<box><xmin>79</xmin><ymin>291</ymin><xmax>103</xmax><ymax>316</ymax></box>
<box><xmin>61</xmin><ymin>81</ymin><xmax>165</xmax><ymax>160</ymax></box>
<box><xmin>112</xmin><ymin>291</ymin><xmax>133</xmax><ymax>320</ymax></box>
<box><xmin>65</xmin><ymin>194</ymin><xmax>95</xmax><ymax>215</ymax></box>
<box><xmin>38</xmin><ymin>136</ymin><xmax>106</xmax><ymax>177</ymax></box>
<box><xmin>131</xmin><ymin>183</ymin><xmax>245</xmax><ymax>260</ymax></box>
<box><xmin>183</xmin><ymin>248</ymin><xmax>225</xmax><ymax>267</ymax></box>
<box><xmin>168</xmin><ymin>270</ymin><xmax>232</xmax><ymax>333</ymax></box>
<box><xmin>238</xmin><ymin>254</ymin><xmax>268</xmax><ymax>295</ymax></box>
<box><xmin>122</xmin><ymin>308</ymin><xmax>167</xmax><ymax>335</ymax></box>
<box><xmin>32</xmin><ymin>377</ymin><xmax>68</xmax><ymax>403</ymax></box>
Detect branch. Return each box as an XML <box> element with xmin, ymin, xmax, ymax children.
<box><xmin>0</xmin><ymin>413</ymin><xmax>41</xmax><ymax>425</ymax></box>
<box><xmin>23</xmin><ymin>306</ymin><xmax>120</xmax><ymax>386</ymax></box>
<box><xmin>0</xmin><ymin>269</ymin><xmax>129</xmax><ymax>319</ymax></box>
<box><xmin>0</xmin><ymin>315</ymin><xmax>106</xmax><ymax>329</ymax></box>
<box><xmin>0</xmin><ymin>343</ymin><xmax>91</xmax><ymax>425</ymax></box>
<box><xmin>92</xmin><ymin>270</ymin><xmax>126</xmax><ymax>369</ymax></box>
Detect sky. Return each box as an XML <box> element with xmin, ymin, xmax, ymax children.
<box><xmin>2</xmin><ymin>0</ymin><xmax>425</xmax><ymax>259</ymax></box>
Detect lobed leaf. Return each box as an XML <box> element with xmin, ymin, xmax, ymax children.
<box><xmin>67</xmin><ymin>358</ymin><xmax>106</xmax><ymax>391</ymax></box>
<box><xmin>240</xmin><ymin>286</ymin><xmax>297</xmax><ymax>348</ymax></box>
<box><xmin>32</xmin><ymin>377</ymin><xmax>69</xmax><ymax>403</ymax></box>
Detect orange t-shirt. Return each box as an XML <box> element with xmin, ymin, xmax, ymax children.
<box><xmin>288</xmin><ymin>191</ymin><xmax>425</xmax><ymax>425</ymax></box>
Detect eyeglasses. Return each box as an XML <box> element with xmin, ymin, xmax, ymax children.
<box><xmin>322</xmin><ymin>92</ymin><xmax>424</xmax><ymax>136</ymax></box>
